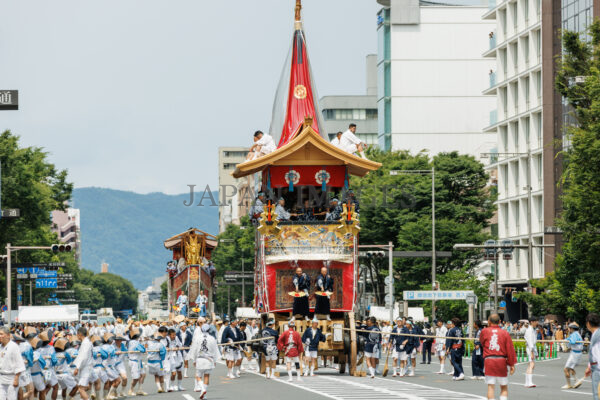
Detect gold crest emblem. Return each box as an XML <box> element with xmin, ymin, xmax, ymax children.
<box><xmin>294</xmin><ymin>84</ymin><xmax>307</xmax><ymax>99</ymax></box>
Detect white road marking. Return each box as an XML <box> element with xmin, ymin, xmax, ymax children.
<box><xmin>218</xmin><ymin>359</ymin><xmax>487</xmax><ymax>399</ymax></box>
<box><xmin>561</xmin><ymin>390</ymin><xmax>593</xmax><ymax>396</ymax></box>
<box><xmin>182</xmin><ymin>394</ymin><xmax>196</xmax><ymax>400</ymax></box>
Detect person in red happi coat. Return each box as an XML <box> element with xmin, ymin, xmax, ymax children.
<box><xmin>277</xmin><ymin>321</ymin><xmax>304</xmax><ymax>383</ymax></box>
<box><xmin>479</xmin><ymin>313</ymin><xmax>517</xmax><ymax>400</ymax></box>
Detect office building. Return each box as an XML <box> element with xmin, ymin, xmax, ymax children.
<box><xmin>50</xmin><ymin>207</ymin><xmax>81</xmax><ymax>265</ymax></box>
<box><xmin>486</xmin><ymin>0</ymin><xmax>599</xmax><ymax>293</ymax></box>
<box><xmin>320</xmin><ymin>55</ymin><xmax>379</xmax><ymax>146</ymax></box>
<box><xmin>218</xmin><ymin>147</ymin><xmax>249</xmax><ymax>232</ymax></box>
<box><xmin>376</xmin><ymin>0</ymin><xmax>497</xmax><ymax>157</ymax></box>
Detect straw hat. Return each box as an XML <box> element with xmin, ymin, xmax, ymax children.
<box><xmin>38</xmin><ymin>330</ymin><xmax>51</xmax><ymax>344</ymax></box>
<box><xmin>69</xmin><ymin>336</ymin><xmax>81</xmax><ymax>347</ymax></box>
<box><xmin>103</xmin><ymin>332</ymin><xmax>116</xmax><ymax>344</ymax></box>
<box><xmin>12</xmin><ymin>334</ymin><xmax>25</xmax><ymax>342</ymax></box>
<box><xmin>28</xmin><ymin>337</ymin><xmax>42</xmax><ymax>350</ymax></box>
<box><xmin>129</xmin><ymin>327</ymin><xmax>141</xmax><ymax>340</ymax></box>
<box><xmin>174</xmin><ymin>315</ymin><xmax>185</xmax><ymax>323</ymax></box>
<box><xmin>53</xmin><ymin>338</ymin><xmax>69</xmax><ymax>352</ymax></box>
<box><xmin>24</xmin><ymin>327</ymin><xmax>38</xmax><ymax>339</ymax></box>
<box><xmin>91</xmin><ymin>335</ymin><xmax>103</xmax><ymax>346</ymax></box>
<box><xmin>114</xmin><ymin>334</ymin><xmax>127</xmax><ymax>342</ymax></box>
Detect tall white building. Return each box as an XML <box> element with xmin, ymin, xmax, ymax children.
<box><xmin>218</xmin><ymin>147</ymin><xmax>249</xmax><ymax>232</ymax></box>
<box><xmin>483</xmin><ymin>0</ymin><xmax>598</xmax><ymax>321</ymax></box>
<box><xmin>484</xmin><ymin>0</ymin><xmax>545</xmax><ymax>286</ymax></box>
<box><xmin>376</xmin><ymin>0</ymin><xmax>496</xmax><ymax>158</ymax></box>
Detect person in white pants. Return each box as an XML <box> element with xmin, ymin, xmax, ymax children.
<box><xmin>524</xmin><ymin>318</ymin><xmax>538</xmax><ymax>388</ymax></box>
<box><xmin>0</xmin><ymin>327</ymin><xmax>26</xmax><ymax>400</ymax></box>
<box><xmin>187</xmin><ymin>324</ymin><xmax>219</xmax><ymax>400</ymax></box>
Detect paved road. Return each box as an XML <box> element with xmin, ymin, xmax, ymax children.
<box><xmin>136</xmin><ymin>355</ymin><xmax>596</xmax><ymax>400</ymax></box>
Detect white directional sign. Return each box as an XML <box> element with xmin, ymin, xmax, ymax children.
<box><xmin>384</xmin><ymin>294</ymin><xmax>393</xmax><ymax>303</ymax></box>
<box><xmin>403</xmin><ymin>290</ymin><xmax>474</xmax><ymax>301</ymax></box>
<box><xmin>384</xmin><ymin>276</ymin><xmax>393</xmax><ymax>285</ymax></box>
<box><xmin>466</xmin><ymin>294</ymin><xmax>478</xmax><ymax>305</ymax></box>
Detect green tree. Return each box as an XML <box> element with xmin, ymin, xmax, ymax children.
<box><xmin>86</xmin><ymin>273</ymin><xmax>138</xmax><ymax>312</ymax></box>
<box><xmin>553</xmin><ymin>20</ymin><xmax>600</xmax><ymax>321</ymax></box>
<box><xmin>0</xmin><ymin>130</ymin><xmax>73</xmax><ymax>304</ymax></box>
<box><xmin>161</xmin><ymin>280</ymin><xmax>168</xmax><ymax>302</ymax></box>
<box><xmin>355</xmin><ymin>149</ymin><xmax>495</xmax><ymax>320</ymax></box>
<box><xmin>210</xmin><ymin>217</ymin><xmax>255</xmax><ymax>316</ymax></box>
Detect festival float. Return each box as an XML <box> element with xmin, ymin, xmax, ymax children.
<box><xmin>163</xmin><ymin>228</ymin><xmax>217</xmax><ymax>318</ymax></box>
<box><xmin>232</xmin><ymin>0</ymin><xmax>382</xmax><ymax>375</ymax></box>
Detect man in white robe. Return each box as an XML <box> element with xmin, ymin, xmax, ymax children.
<box><xmin>247</xmin><ymin>131</ymin><xmax>276</xmax><ymax>160</ymax></box>
<box><xmin>0</xmin><ymin>327</ymin><xmax>26</xmax><ymax>400</ymax></box>
<box><xmin>340</xmin><ymin>124</ymin><xmax>368</xmax><ymax>159</ymax></box>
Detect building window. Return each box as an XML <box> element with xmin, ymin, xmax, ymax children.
<box><xmin>223</xmin><ymin>151</ymin><xmax>247</xmax><ymax>158</ymax></box>
<box><xmin>523</xmin><ymin>116</ymin><xmax>530</xmax><ymax>146</ymax></box>
<box><xmin>223</xmin><ymin>163</ymin><xmax>237</xmax><ymax>170</ymax></box>
<box><xmin>322</xmin><ymin>109</ymin><xmax>377</xmax><ymax>121</ymax></box>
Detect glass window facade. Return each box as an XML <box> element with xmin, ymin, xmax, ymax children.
<box><xmin>561</xmin><ymin>0</ymin><xmax>594</xmax><ymax>149</ymax></box>
<box><xmin>377</xmin><ymin>8</ymin><xmax>392</xmax><ymax>152</ymax></box>
<box><xmin>562</xmin><ymin>0</ymin><xmax>593</xmax><ymax>34</ymax></box>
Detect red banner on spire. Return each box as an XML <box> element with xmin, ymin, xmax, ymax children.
<box><xmin>277</xmin><ymin>29</ymin><xmax>321</xmax><ymax>148</ymax></box>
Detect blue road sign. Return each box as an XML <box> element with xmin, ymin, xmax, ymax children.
<box><xmin>37</xmin><ymin>270</ymin><xmax>57</xmax><ymax>278</ymax></box>
<box><xmin>35</xmin><ymin>278</ymin><xmax>57</xmax><ymax>289</ymax></box>
<box><xmin>1</xmin><ymin>305</ymin><xmax>7</xmax><ymax>312</ymax></box>
<box><xmin>499</xmin><ymin>300</ymin><xmax>507</xmax><ymax>308</ymax></box>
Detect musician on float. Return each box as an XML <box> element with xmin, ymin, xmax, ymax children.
<box><xmin>315</xmin><ymin>267</ymin><xmax>334</xmax><ymax>321</ymax></box>
<box><xmin>291</xmin><ymin>267</ymin><xmax>310</xmax><ymax>322</ymax></box>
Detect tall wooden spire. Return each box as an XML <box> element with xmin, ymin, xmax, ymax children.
<box><xmin>295</xmin><ymin>0</ymin><xmax>302</xmax><ymax>22</ymax></box>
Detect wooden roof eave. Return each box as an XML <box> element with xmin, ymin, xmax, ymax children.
<box><xmin>163</xmin><ymin>228</ymin><xmax>218</xmax><ymax>250</ymax></box>
<box><xmin>231</xmin><ymin>125</ymin><xmax>381</xmax><ymax>179</ymax></box>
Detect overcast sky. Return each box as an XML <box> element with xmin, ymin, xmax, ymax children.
<box><xmin>0</xmin><ymin>0</ymin><xmax>380</xmax><ymax>194</ymax></box>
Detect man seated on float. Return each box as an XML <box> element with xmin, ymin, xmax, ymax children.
<box><xmin>248</xmin><ymin>192</ymin><xmax>267</xmax><ymax>222</ymax></box>
<box><xmin>331</xmin><ymin>131</ymin><xmax>342</xmax><ymax>148</ymax></box>
<box><xmin>342</xmin><ymin>189</ymin><xmax>360</xmax><ymax>215</ymax></box>
<box><xmin>297</xmin><ymin>199</ymin><xmax>317</xmax><ymax>222</ymax></box>
<box><xmin>247</xmin><ymin>130</ymin><xmax>276</xmax><ymax>160</ymax></box>
<box><xmin>325</xmin><ymin>198</ymin><xmax>342</xmax><ymax>221</ymax></box>
<box><xmin>275</xmin><ymin>198</ymin><xmax>298</xmax><ymax>222</ymax></box>
<box><xmin>340</xmin><ymin>124</ymin><xmax>368</xmax><ymax>159</ymax></box>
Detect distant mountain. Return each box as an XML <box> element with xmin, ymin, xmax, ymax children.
<box><xmin>72</xmin><ymin>187</ymin><xmax>219</xmax><ymax>289</ymax></box>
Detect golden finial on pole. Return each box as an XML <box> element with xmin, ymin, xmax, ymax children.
<box><xmin>295</xmin><ymin>0</ymin><xmax>302</xmax><ymax>21</ymax></box>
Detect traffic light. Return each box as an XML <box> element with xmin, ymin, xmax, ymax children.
<box><xmin>484</xmin><ymin>239</ymin><xmax>497</xmax><ymax>260</ymax></box>
<box><xmin>366</xmin><ymin>251</ymin><xmax>385</xmax><ymax>258</ymax></box>
<box><xmin>501</xmin><ymin>239</ymin><xmax>513</xmax><ymax>260</ymax></box>
<box><xmin>51</xmin><ymin>244</ymin><xmax>72</xmax><ymax>253</ymax></box>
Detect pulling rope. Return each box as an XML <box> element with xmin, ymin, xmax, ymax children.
<box><xmin>344</xmin><ymin>327</ymin><xmax>591</xmax><ymax>344</ymax></box>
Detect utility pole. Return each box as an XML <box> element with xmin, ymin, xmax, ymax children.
<box><xmin>6</xmin><ymin>244</ymin><xmax>11</xmax><ymax>327</ymax></box>
<box><xmin>431</xmin><ymin>167</ymin><xmax>437</xmax><ymax>320</ymax></box>
<box><xmin>526</xmin><ymin>149</ymin><xmax>534</xmax><ymax>282</ymax></box>
<box><xmin>241</xmin><ymin>249</ymin><xmax>245</xmax><ymax>307</ymax></box>
<box><xmin>388</xmin><ymin>241</ymin><xmax>393</xmax><ymax>323</ymax></box>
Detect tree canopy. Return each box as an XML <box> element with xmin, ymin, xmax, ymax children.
<box><xmin>354</xmin><ymin>149</ymin><xmax>495</xmax><ymax>321</ymax></box>
<box><xmin>210</xmin><ymin>216</ymin><xmax>255</xmax><ymax>317</ymax></box>
<box><xmin>0</xmin><ymin>130</ymin><xmax>137</xmax><ymax>313</ymax></box>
